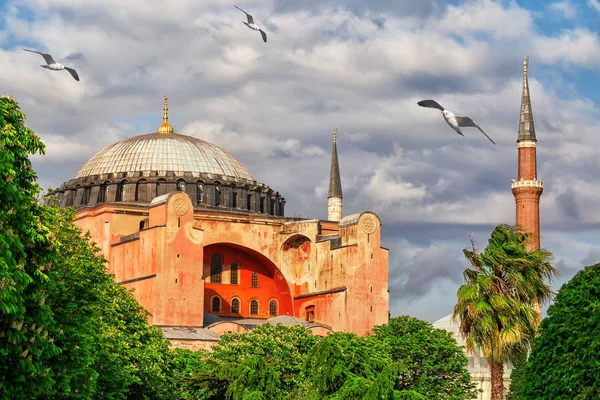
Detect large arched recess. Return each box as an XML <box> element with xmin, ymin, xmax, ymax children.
<box><xmin>203</xmin><ymin>243</ymin><xmax>293</xmax><ymax>319</ymax></box>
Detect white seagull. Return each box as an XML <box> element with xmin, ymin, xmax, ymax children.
<box><xmin>234</xmin><ymin>5</ymin><xmax>267</xmax><ymax>43</ymax></box>
<box><xmin>417</xmin><ymin>99</ymin><xmax>495</xmax><ymax>145</ymax></box>
<box><xmin>22</xmin><ymin>48</ymin><xmax>80</xmax><ymax>81</ymax></box>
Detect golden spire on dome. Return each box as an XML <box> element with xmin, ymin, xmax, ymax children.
<box><xmin>157</xmin><ymin>95</ymin><xmax>174</xmax><ymax>134</ymax></box>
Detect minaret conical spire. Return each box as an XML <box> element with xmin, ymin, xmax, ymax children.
<box><xmin>518</xmin><ymin>56</ymin><xmax>536</xmax><ymax>142</ymax></box>
<box><xmin>328</xmin><ymin>128</ymin><xmax>342</xmax><ymax>199</ymax></box>
<box><xmin>327</xmin><ymin>128</ymin><xmax>343</xmax><ymax>222</ymax></box>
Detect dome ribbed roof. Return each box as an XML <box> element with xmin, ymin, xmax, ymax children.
<box><xmin>74</xmin><ymin>132</ymin><xmax>254</xmax><ymax>181</ymax></box>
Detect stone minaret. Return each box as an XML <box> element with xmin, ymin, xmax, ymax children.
<box><xmin>511</xmin><ymin>56</ymin><xmax>543</xmax><ymax>251</ymax></box>
<box><xmin>328</xmin><ymin>128</ymin><xmax>343</xmax><ymax>222</ymax></box>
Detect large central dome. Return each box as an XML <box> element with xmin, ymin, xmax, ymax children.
<box><xmin>75</xmin><ymin>132</ymin><xmax>254</xmax><ymax>181</ymax></box>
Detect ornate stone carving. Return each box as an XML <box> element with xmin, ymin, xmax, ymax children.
<box><xmin>362</xmin><ymin>215</ymin><xmax>377</xmax><ymax>234</ymax></box>
<box><xmin>173</xmin><ymin>198</ymin><xmax>189</xmax><ymax>216</ymax></box>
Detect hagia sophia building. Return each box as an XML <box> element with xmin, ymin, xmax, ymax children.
<box><xmin>49</xmin><ymin>96</ymin><xmax>390</xmax><ymax>349</ymax></box>
<box><xmin>48</xmin><ymin>56</ymin><xmax>540</xmax><ymax>399</ymax></box>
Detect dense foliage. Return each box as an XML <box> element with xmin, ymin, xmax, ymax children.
<box><xmin>453</xmin><ymin>224</ymin><xmax>556</xmax><ymax>400</ymax></box>
<box><xmin>0</xmin><ymin>95</ymin><xmax>176</xmax><ymax>399</ymax></box>
<box><xmin>510</xmin><ymin>263</ymin><xmax>600</xmax><ymax>399</ymax></box>
<box><xmin>373</xmin><ymin>316</ymin><xmax>477</xmax><ymax>399</ymax></box>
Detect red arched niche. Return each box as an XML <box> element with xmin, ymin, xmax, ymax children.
<box><xmin>204</xmin><ymin>243</ymin><xmax>293</xmax><ymax>319</ymax></box>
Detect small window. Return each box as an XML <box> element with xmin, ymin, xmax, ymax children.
<box><xmin>230</xmin><ymin>263</ymin><xmax>238</xmax><ymax>285</ymax></box>
<box><xmin>232</xmin><ymin>192</ymin><xmax>238</xmax><ymax>208</ymax></box>
<box><xmin>269</xmin><ymin>300</ymin><xmax>278</xmax><ymax>316</ymax></box>
<box><xmin>247</xmin><ymin>194</ymin><xmax>252</xmax><ymax>210</ymax></box>
<box><xmin>231</xmin><ymin>298</ymin><xmax>240</xmax><ymax>314</ymax></box>
<box><xmin>259</xmin><ymin>197</ymin><xmax>265</xmax><ymax>213</ymax></box>
<box><xmin>177</xmin><ymin>181</ymin><xmax>186</xmax><ymax>192</ymax></box>
<box><xmin>251</xmin><ymin>272</ymin><xmax>258</xmax><ymax>288</ymax></box>
<box><xmin>98</xmin><ymin>184</ymin><xmax>107</xmax><ymax>203</ymax></box>
<box><xmin>211</xmin><ymin>296</ymin><xmax>221</xmax><ymax>313</ymax></box>
<box><xmin>306</xmin><ymin>306</ymin><xmax>315</xmax><ymax>323</ymax></box>
<box><xmin>211</xmin><ymin>254</ymin><xmax>223</xmax><ymax>284</ymax></box>
<box><xmin>250</xmin><ymin>299</ymin><xmax>259</xmax><ymax>315</ymax></box>
<box><xmin>215</xmin><ymin>186</ymin><xmax>221</xmax><ymax>206</ymax></box>
<box><xmin>82</xmin><ymin>187</ymin><xmax>91</xmax><ymax>205</ymax></box>
<box><xmin>197</xmin><ymin>183</ymin><xmax>203</xmax><ymax>204</ymax></box>
<box><xmin>116</xmin><ymin>181</ymin><xmax>126</xmax><ymax>202</ymax></box>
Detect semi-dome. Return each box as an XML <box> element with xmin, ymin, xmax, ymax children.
<box><xmin>75</xmin><ymin>132</ymin><xmax>254</xmax><ymax>181</ymax></box>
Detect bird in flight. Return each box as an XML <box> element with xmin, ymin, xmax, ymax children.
<box><xmin>234</xmin><ymin>5</ymin><xmax>267</xmax><ymax>43</ymax></box>
<box><xmin>417</xmin><ymin>100</ymin><xmax>495</xmax><ymax>145</ymax></box>
<box><xmin>22</xmin><ymin>49</ymin><xmax>80</xmax><ymax>81</ymax></box>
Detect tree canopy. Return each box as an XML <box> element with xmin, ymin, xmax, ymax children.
<box><xmin>0</xmin><ymin>94</ymin><xmax>177</xmax><ymax>399</ymax></box>
<box><xmin>512</xmin><ymin>263</ymin><xmax>600</xmax><ymax>399</ymax></box>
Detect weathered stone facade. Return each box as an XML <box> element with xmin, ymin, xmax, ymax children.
<box><xmin>50</xmin><ymin>100</ymin><xmax>390</xmax><ymax>346</ymax></box>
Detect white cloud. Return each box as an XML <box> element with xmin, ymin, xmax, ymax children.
<box><xmin>589</xmin><ymin>0</ymin><xmax>600</xmax><ymax>12</ymax></box>
<box><xmin>2</xmin><ymin>0</ymin><xmax>600</xmax><ymax>320</ymax></box>
<box><xmin>548</xmin><ymin>1</ymin><xmax>577</xmax><ymax>19</ymax></box>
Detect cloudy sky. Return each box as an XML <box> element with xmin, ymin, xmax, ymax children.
<box><xmin>2</xmin><ymin>0</ymin><xmax>600</xmax><ymax>323</ymax></box>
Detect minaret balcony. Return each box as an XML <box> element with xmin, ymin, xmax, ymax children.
<box><xmin>511</xmin><ymin>179</ymin><xmax>543</xmax><ymax>189</ymax></box>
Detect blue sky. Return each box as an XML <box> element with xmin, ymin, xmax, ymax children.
<box><xmin>1</xmin><ymin>0</ymin><xmax>600</xmax><ymax>323</ymax></box>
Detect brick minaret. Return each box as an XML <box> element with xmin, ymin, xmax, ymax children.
<box><xmin>328</xmin><ymin>128</ymin><xmax>343</xmax><ymax>222</ymax></box>
<box><xmin>511</xmin><ymin>56</ymin><xmax>543</xmax><ymax>251</ymax></box>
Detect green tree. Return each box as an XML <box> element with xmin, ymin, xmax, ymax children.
<box><xmin>0</xmin><ymin>94</ymin><xmax>60</xmax><ymax>399</ymax></box>
<box><xmin>373</xmin><ymin>316</ymin><xmax>478</xmax><ymax>399</ymax></box>
<box><xmin>185</xmin><ymin>323</ymin><xmax>319</xmax><ymax>399</ymax></box>
<box><xmin>0</xmin><ymin>95</ymin><xmax>177</xmax><ymax>399</ymax></box>
<box><xmin>304</xmin><ymin>331</ymin><xmax>410</xmax><ymax>399</ymax></box>
<box><xmin>516</xmin><ymin>263</ymin><xmax>600</xmax><ymax>399</ymax></box>
<box><xmin>453</xmin><ymin>224</ymin><xmax>556</xmax><ymax>400</ymax></box>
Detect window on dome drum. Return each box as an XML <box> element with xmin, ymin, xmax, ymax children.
<box><xmin>259</xmin><ymin>197</ymin><xmax>265</xmax><ymax>213</ymax></box>
<box><xmin>271</xmin><ymin>200</ymin><xmax>276</xmax><ymax>215</ymax></box>
<box><xmin>251</xmin><ymin>272</ymin><xmax>258</xmax><ymax>288</ymax></box>
<box><xmin>269</xmin><ymin>300</ymin><xmax>278</xmax><ymax>316</ymax></box>
<box><xmin>215</xmin><ymin>186</ymin><xmax>221</xmax><ymax>206</ymax></box>
<box><xmin>231</xmin><ymin>298</ymin><xmax>240</xmax><ymax>314</ymax></box>
<box><xmin>211</xmin><ymin>254</ymin><xmax>223</xmax><ymax>284</ymax></box>
<box><xmin>98</xmin><ymin>184</ymin><xmax>107</xmax><ymax>203</ymax></box>
<box><xmin>157</xmin><ymin>179</ymin><xmax>167</xmax><ymax>196</ymax></box>
<box><xmin>230</xmin><ymin>263</ymin><xmax>238</xmax><ymax>285</ymax></box>
<box><xmin>116</xmin><ymin>181</ymin><xmax>126</xmax><ymax>201</ymax></box>
<box><xmin>247</xmin><ymin>193</ymin><xmax>252</xmax><ymax>210</ymax></box>
<box><xmin>232</xmin><ymin>192</ymin><xmax>238</xmax><ymax>208</ymax></box>
<box><xmin>250</xmin><ymin>299</ymin><xmax>259</xmax><ymax>315</ymax></box>
<box><xmin>177</xmin><ymin>181</ymin><xmax>186</xmax><ymax>192</ymax></box>
<box><xmin>82</xmin><ymin>187</ymin><xmax>91</xmax><ymax>205</ymax></box>
<box><xmin>211</xmin><ymin>296</ymin><xmax>221</xmax><ymax>313</ymax></box>
<box><xmin>197</xmin><ymin>184</ymin><xmax>203</xmax><ymax>204</ymax></box>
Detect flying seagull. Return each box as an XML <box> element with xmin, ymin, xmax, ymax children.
<box><xmin>234</xmin><ymin>5</ymin><xmax>267</xmax><ymax>43</ymax></box>
<box><xmin>22</xmin><ymin>49</ymin><xmax>80</xmax><ymax>81</ymax></box>
<box><xmin>417</xmin><ymin>100</ymin><xmax>495</xmax><ymax>145</ymax></box>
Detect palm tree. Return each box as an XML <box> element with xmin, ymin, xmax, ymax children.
<box><xmin>453</xmin><ymin>224</ymin><xmax>556</xmax><ymax>400</ymax></box>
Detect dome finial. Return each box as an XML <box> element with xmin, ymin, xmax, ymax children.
<box><xmin>157</xmin><ymin>95</ymin><xmax>174</xmax><ymax>134</ymax></box>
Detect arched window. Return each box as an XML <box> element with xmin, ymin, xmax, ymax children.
<box><xmin>230</xmin><ymin>263</ymin><xmax>238</xmax><ymax>285</ymax></box>
<box><xmin>156</xmin><ymin>179</ymin><xmax>167</xmax><ymax>196</ymax></box>
<box><xmin>196</xmin><ymin>183</ymin><xmax>203</xmax><ymax>204</ymax></box>
<box><xmin>116</xmin><ymin>181</ymin><xmax>127</xmax><ymax>201</ymax></box>
<box><xmin>211</xmin><ymin>254</ymin><xmax>223</xmax><ymax>284</ymax></box>
<box><xmin>251</xmin><ymin>272</ymin><xmax>258</xmax><ymax>288</ymax></box>
<box><xmin>231</xmin><ymin>298</ymin><xmax>240</xmax><ymax>314</ymax></box>
<box><xmin>247</xmin><ymin>193</ymin><xmax>252</xmax><ymax>210</ymax></box>
<box><xmin>232</xmin><ymin>190</ymin><xmax>238</xmax><ymax>208</ymax></box>
<box><xmin>82</xmin><ymin>186</ymin><xmax>91</xmax><ymax>206</ymax></box>
<box><xmin>250</xmin><ymin>299</ymin><xmax>259</xmax><ymax>315</ymax></box>
<box><xmin>215</xmin><ymin>185</ymin><xmax>221</xmax><ymax>206</ymax></box>
<box><xmin>269</xmin><ymin>300</ymin><xmax>278</xmax><ymax>316</ymax></box>
<box><xmin>98</xmin><ymin>183</ymin><xmax>107</xmax><ymax>203</ymax></box>
<box><xmin>177</xmin><ymin>180</ymin><xmax>186</xmax><ymax>192</ymax></box>
<box><xmin>211</xmin><ymin>296</ymin><xmax>221</xmax><ymax>313</ymax></box>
